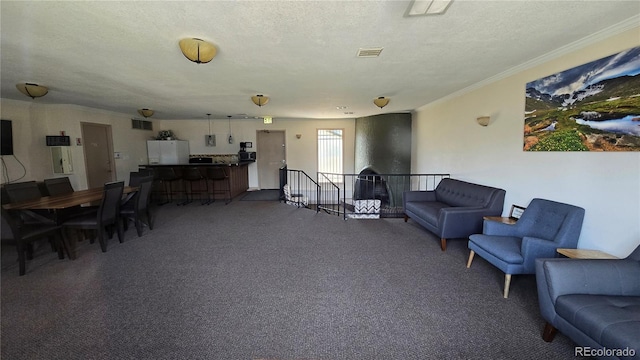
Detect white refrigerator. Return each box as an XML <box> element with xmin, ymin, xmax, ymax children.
<box><xmin>147</xmin><ymin>140</ymin><xmax>189</xmax><ymax>164</ymax></box>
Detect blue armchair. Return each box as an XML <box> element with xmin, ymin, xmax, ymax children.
<box><xmin>466</xmin><ymin>198</ymin><xmax>585</xmax><ymax>298</ymax></box>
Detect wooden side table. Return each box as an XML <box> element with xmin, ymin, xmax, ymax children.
<box><xmin>556</xmin><ymin>248</ymin><xmax>618</xmax><ymax>259</ymax></box>
<box><xmin>483</xmin><ymin>216</ymin><xmax>517</xmax><ymax>225</ymax></box>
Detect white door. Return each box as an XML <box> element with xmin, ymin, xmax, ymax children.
<box><xmin>256</xmin><ymin>130</ymin><xmax>286</xmax><ymax>189</ymax></box>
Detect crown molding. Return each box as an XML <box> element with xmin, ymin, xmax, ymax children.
<box><xmin>420</xmin><ymin>15</ymin><xmax>640</xmax><ymax>110</ymax></box>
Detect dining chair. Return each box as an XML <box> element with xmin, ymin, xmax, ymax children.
<box><xmin>44</xmin><ymin>177</ymin><xmax>97</xmax><ymax>222</ymax></box>
<box><xmin>5</xmin><ymin>181</ymin><xmax>43</xmax><ymax>203</ymax></box>
<box><xmin>43</xmin><ymin>177</ymin><xmax>74</xmax><ymax>196</ymax></box>
<box><xmin>120</xmin><ymin>176</ymin><xmax>154</xmax><ymax>237</ymax></box>
<box><xmin>4</xmin><ymin>181</ymin><xmax>56</xmax><ymax>225</ymax></box>
<box><xmin>467</xmin><ymin>198</ymin><xmax>585</xmax><ymax>298</ymax></box>
<box><xmin>1</xmin><ymin>207</ymin><xmax>69</xmax><ymax>276</ymax></box>
<box><xmin>61</xmin><ymin>181</ymin><xmax>125</xmax><ymax>253</ymax></box>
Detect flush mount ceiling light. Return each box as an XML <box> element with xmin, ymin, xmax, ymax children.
<box><xmin>373</xmin><ymin>97</ymin><xmax>390</xmax><ymax>109</ymax></box>
<box><xmin>178</xmin><ymin>38</ymin><xmax>217</xmax><ymax>64</ymax></box>
<box><xmin>16</xmin><ymin>83</ymin><xmax>48</xmax><ymax>99</ymax></box>
<box><xmin>407</xmin><ymin>0</ymin><xmax>453</xmax><ymax>16</ymax></box>
<box><xmin>137</xmin><ymin>108</ymin><xmax>154</xmax><ymax>118</ymax></box>
<box><xmin>251</xmin><ymin>95</ymin><xmax>269</xmax><ymax>107</ymax></box>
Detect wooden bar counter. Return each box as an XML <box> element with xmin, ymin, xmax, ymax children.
<box><xmin>140</xmin><ymin>162</ymin><xmax>251</xmax><ymax>202</ymax></box>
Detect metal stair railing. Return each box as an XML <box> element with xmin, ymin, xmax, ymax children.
<box><xmin>280</xmin><ymin>167</ymin><xmax>320</xmax><ymax>211</ymax></box>
<box><xmin>317</xmin><ymin>172</ymin><xmax>450</xmax><ymax>219</ymax></box>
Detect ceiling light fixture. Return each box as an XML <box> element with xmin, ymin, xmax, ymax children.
<box><xmin>373</xmin><ymin>97</ymin><xmax>390</xmax><ymax>109</ymax></box>
<box><xmin>251</xmin><ymin>95</ymin><xmax>269</xmax><ymax>107</ymax></box>
<box><xmin>407</xmin><ymin>0</ymin><xmax>453</xmax><ymax>16</ymax></box>
<box><xmin>178</xmin><ymin>38</ymin><xmax>217</xmax><ymax>64</ymax></box>
<box><xmin>137</xmin><ymin>108</ymin><xmax>154</xmax><ymax>118</ymax></box>
<box><xmin>16</xmin><ymin>83</ymin><xmax>48</xmax><ymax>99</ymax></box>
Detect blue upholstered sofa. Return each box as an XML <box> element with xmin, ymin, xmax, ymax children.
<box><xmin>535</xmin><ymin>246</ymin><xmax>640</xmax><ymax>359</ymax></box>
<box><xmin>403</xmin><ymin>178</ymin><xmax>505</xmax><ymax>251</ymax></box>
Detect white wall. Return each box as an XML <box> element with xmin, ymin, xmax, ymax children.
<box><xmin>160</xmin><ymin>117</ymin><xmax>356</xmax><ymax>189</ymax></box>
<box><xmin>0</xmin><ymin>99</ymin><xmax>157</xmax><ymax>190</ymax></box>
<box><xmin>412</xmin><ymin>27</ymin><xmax>640</xmax><ymax>257</ymax></box>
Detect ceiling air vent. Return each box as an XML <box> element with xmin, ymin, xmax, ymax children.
<box><xmin>132</xmin><ymin>119</ymin><xmax>153</xmax><ymax>131</ymax></box>
<box><xmin>357</xmin><ymin>47</ymin><xmax>383</xmax><ymax>58</ymax></box>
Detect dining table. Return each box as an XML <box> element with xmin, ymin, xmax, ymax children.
<box><xmin>2</xmin><ymin>186</ymin><xmax>138</xmax><ymax>211</ymax></box>
<box><xmin>3</xmin><ymin>186</ymin><xmax>138</xmax><ymax>259</ymax></box>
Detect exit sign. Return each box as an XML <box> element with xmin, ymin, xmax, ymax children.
<box><xmin>263</xmin><ymin>116</ymin><xmax>272</xmax><ymax>124</ymax></box>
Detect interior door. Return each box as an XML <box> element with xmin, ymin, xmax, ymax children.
<box><xmin>81</xmin><ymin>122</ymin><xmax>115</xmax><ymax>189</ymax></box>
<box><xmin>256</xmin><ymin>130</ymin><xmax>285</xmax><ymax>189</ymax></box>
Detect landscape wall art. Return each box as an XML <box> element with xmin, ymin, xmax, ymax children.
<box><xmin>524</xmin><ymin>46</ymin><xmax>640</xmax><ymax>151</ymax></box>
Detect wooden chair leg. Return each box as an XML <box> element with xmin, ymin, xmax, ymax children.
<box><xmin>440</xmin><ymin>238</ymin><xmax>447</xmax><ymax>251</ymax></box>
<box><xmin>542</xmin><ymin>322</ymin><xmax>558</xmax><ymax>342</ymax></box>
<box><xmin>466</xmin><ymin>250</ymin><xmax>475</xmax><ymax>268</ymax></box>
<box><xmin>503</xmin><ymin>274</ymin><xmax>512</xmax><ymax>298</ymax></box>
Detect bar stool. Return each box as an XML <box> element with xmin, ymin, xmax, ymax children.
<box><xmin>155</xmin><ymin>167</ymin><xmax>181</xmax><ymax>205</ymax></box>
<box><xmin>181</xmin><ymin>167</ymin><xmax>208</xmax><ymax>205</ymax></box>
<box><xmin>205</xmin><ymin>167</ymin><xmax>231</xmax><ymax>204</ymax></box>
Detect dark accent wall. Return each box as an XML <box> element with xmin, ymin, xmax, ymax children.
<box><xmin>355</xmin><ymin>113</ymin><xmax>412</xmax><ymax>207</ymax></box>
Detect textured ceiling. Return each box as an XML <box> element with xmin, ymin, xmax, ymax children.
<box><xmin>1</xmin><ymin>1</ymin><xmax>639</xmax><ymax>120</ymax></box>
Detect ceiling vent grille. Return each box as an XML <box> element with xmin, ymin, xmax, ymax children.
<box><xmin>132</xmin><ymin>119</ymin><xmax>153</xmax><ymax>131</ymax></box>
<box><xmin>357</xmin><ymin>47</ymin><xmax>383</xmax><ymax>57</ymax></box>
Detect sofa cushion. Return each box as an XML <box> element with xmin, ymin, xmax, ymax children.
<box><xmin>435</xmin><ymin>179</ymin><xmax>497</xmax><ymax>208</ymax></box>
<box><xmin>405</xmin><ymin>201</ymin><xmax>449</xmax><ymax>226</ymax></box>
<box><xmin>556</xmin><ymin>294</ymin><xmax>640</xmax><ymax>350</ymax></box>
<box><xmin>468</xmin><ymin>235</ymin><xmax>524</xmax><ymax>264</ymax></box>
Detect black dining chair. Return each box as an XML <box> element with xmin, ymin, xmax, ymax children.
<box><xmin>4</xmin><ymin>181</ymin><xmax>56</xmax><ymax>225</ymax></box>
<box><xmin>1</xmin><ymin>207</ymin><xmax>69</xmax><ymax>276</ymax></box>
<box><xmin>44</xmin><ymin>177</ymin><xmax>97</xmax><ymax>222</ymax></box>
<box><xmin>61</xmin><ymin>181</ymin><xmax>125</xmax><ymax>253</ymax></box>
<box><xmin>43</xmin><ymin>177</ymin><xmax>74</xmax><ymax>196</ymax></box>
<box><xmin>120</xmin><ymin>176</ymin><xmax>154</xmax><ymax>237</ymax></box>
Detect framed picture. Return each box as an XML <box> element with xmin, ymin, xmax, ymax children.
<box><xmin>509</xmin><ymin>205</ymin><xmax>526</xmax><ymax>220</ymax></box>
<box><xmin>524</xmin><ymin>45</ymin><xmax>640</xmax><ymax>151</ymax></box>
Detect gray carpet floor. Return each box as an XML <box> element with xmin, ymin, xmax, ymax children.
<box><xmin>1</xmin><ymin>200</ymin><xmax>579</xmax><ymax>359</ymax></box>
<box><xmin>240</xmin><ymin>190</ymin><xmax>281</xmax><ymax>201</ymax></box>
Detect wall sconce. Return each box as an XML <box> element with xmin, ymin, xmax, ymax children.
<box><xmin>373</xmin><ymin>96</ymin><xmax>390</xmax><ymax>108</ymax></box>
<box><xmin>296</xmin><ymin>134</ymin><xmax>302</xmax><ymax>139</ymax></box>
<box><xmin>16</xmin><ymin>83</ymin><xmax>48</xmax><ymax>99</ymax></box>
<box><xmin>477</xmin><ymin>116</ymin><xmax>490</xmax><ymax>126</ymax></box>
<box><xmin>252</xmin><ymin>95</ymin><xmax>270</xmax><ymax>107</ymax></box>
<box><xmin>137</xmin><ymin>108</ymin><xmax>154</xmax><ymax>118</ymax></box>
<box><xmin>179</xmin><ymin>38</ymin><xmax>217</xmax><ymax>64</ymax></box>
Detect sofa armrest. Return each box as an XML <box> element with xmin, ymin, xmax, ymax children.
<box><xmin>482</xmin><ymin>219</ymin><xmax>520</xmax><ymax>236</ymax></box>
<box><xmin>538</xmin><ymin>258</ymin><xmax>640</xmax><ymax>300</ymax></box>
<box><xmin>438</xmin><ymin>206</ymin><xmax>486</xmax><ymax>238</ymax></box>
<box><xmin>403</xmin><ymin>190</ymin><xmax>436</xmax><ymax>204</ymax></box>
<box><xmin>536</xmin><ymin>258</ymin><xmax>640</xmax><ymax>323</ymax></box>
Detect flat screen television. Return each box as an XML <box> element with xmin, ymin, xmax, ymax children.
<box><xmin>1</xmin><ymin>120</ymin><xmax>13</xmax><ymax>155</ymax></box>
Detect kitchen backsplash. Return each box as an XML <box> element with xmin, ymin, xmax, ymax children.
<box><xmin>190</xmin><ymin>154</ymin><xmax>240</xmax><ymax>164</ymax></box>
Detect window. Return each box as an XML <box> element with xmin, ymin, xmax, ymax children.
<box><xmin>317</xmin><ymin>129</ymin><xmax>343</xmax><ymax>182</ymax></box>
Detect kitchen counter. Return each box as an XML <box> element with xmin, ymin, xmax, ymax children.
<box><xmin>140</xmin><ymin>162</ymin><xmax>251</xmax><ymax>201</ymax></box>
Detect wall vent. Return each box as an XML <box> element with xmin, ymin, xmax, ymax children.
<box><xmin>357</xmin><ymin>47</ymin><xmax>383</xmax><ymax>57</ymax></box>
<box><xmin>132</xmin><ymin>119</ymin><xmax>153</xmax><ymax>131</ymax></box>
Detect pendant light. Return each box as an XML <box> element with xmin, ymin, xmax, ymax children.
<box><xmin>227</xmin><ymin>115</ymin><xmax>233</xmax><ymax>144</ymax></box>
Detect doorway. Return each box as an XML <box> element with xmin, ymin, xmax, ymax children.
<box><xmin>256</xmin><ymin>130</ymin><xmax>285</xmax><ymax>189</ymax></box>
<box><xmin>81</xmin><ymin>122</ymin><xmax>115</xmax><ymax>189</ymax></box>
